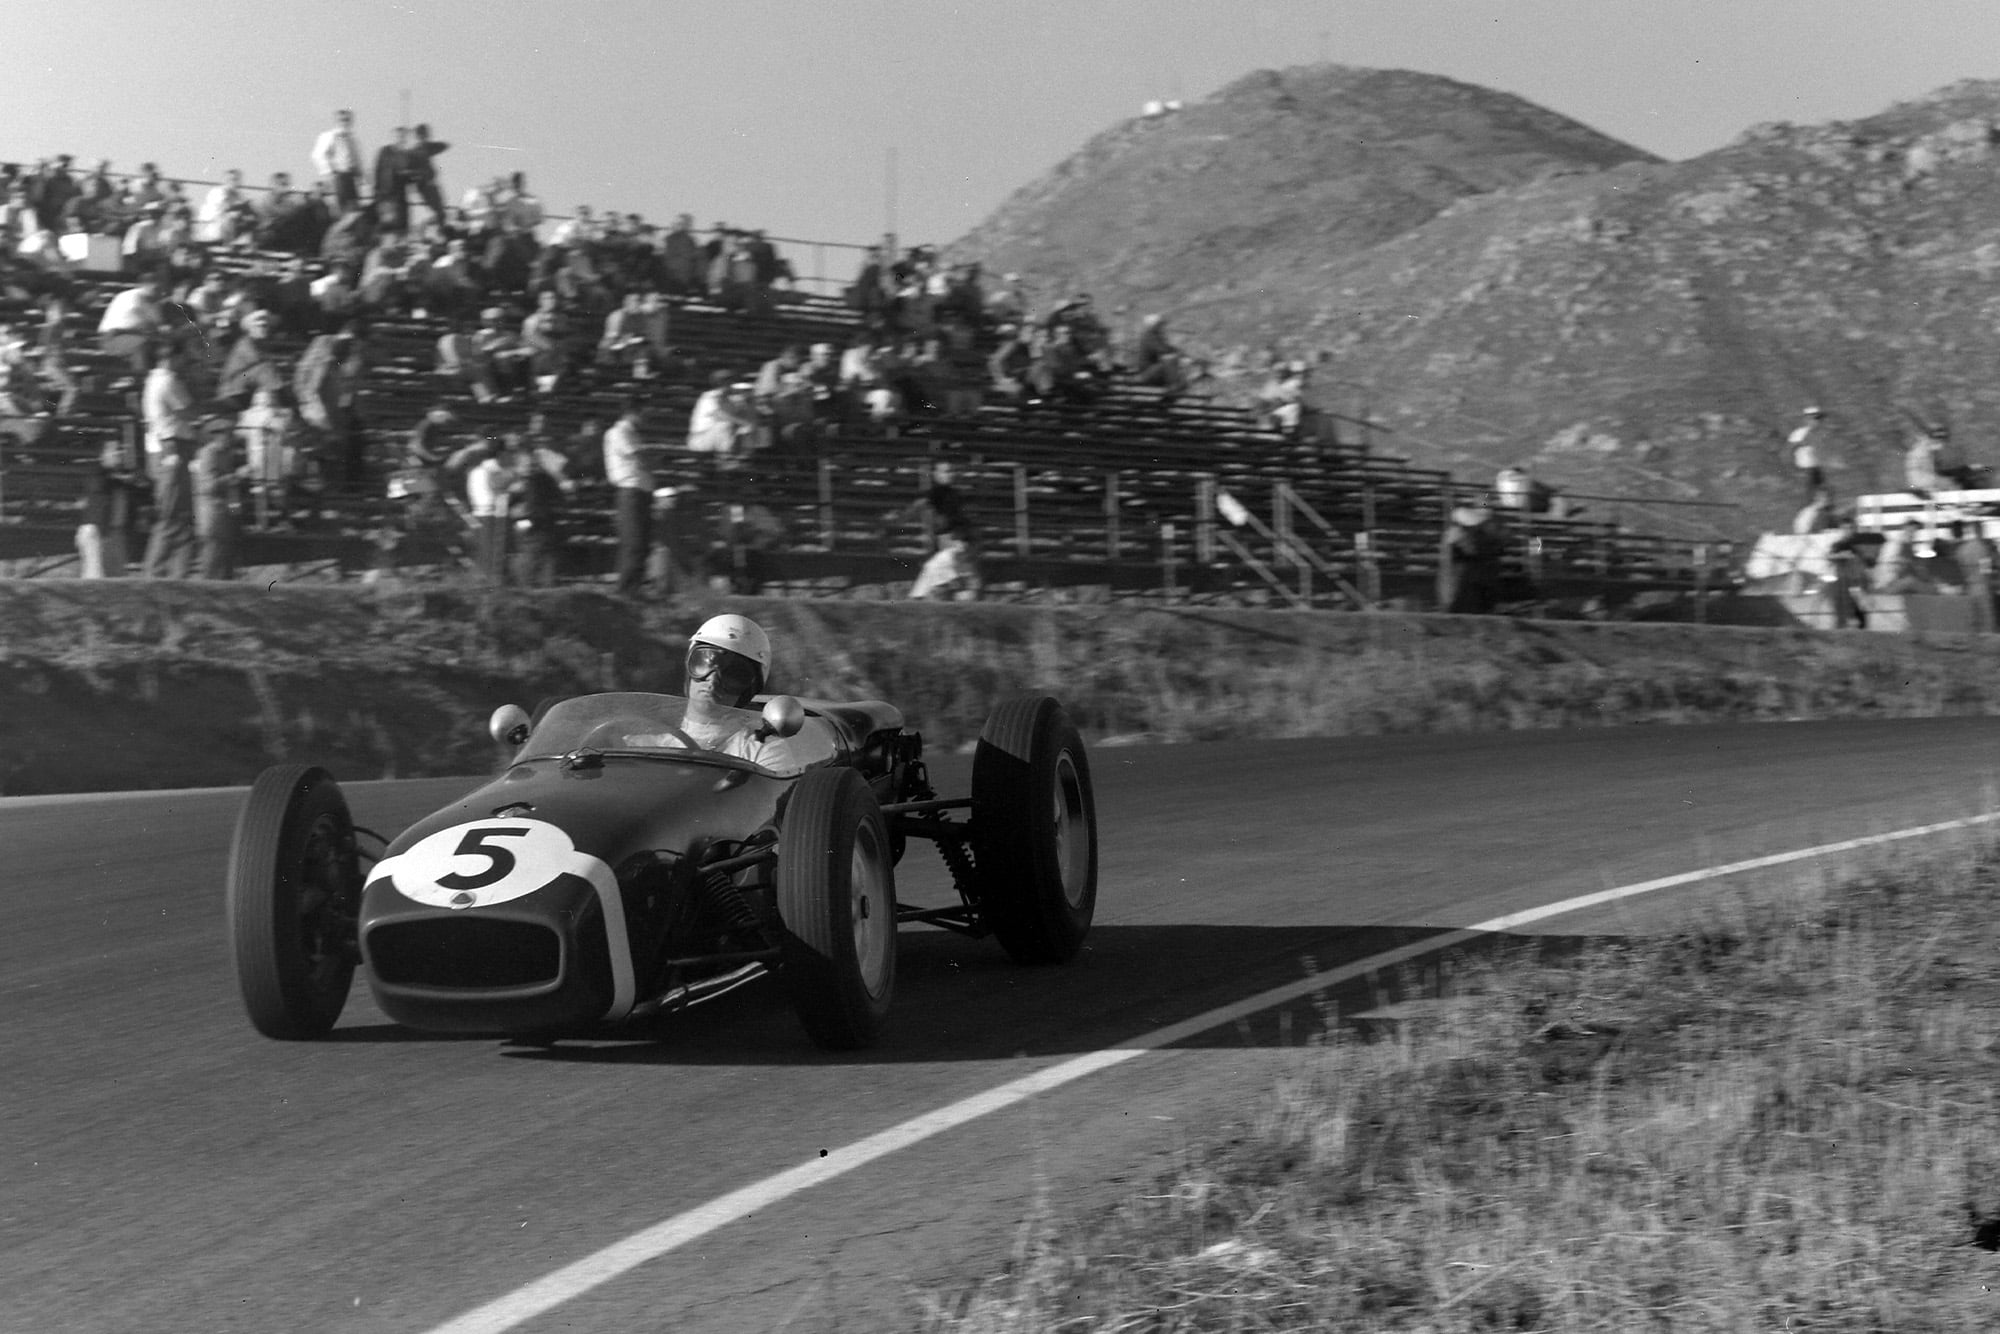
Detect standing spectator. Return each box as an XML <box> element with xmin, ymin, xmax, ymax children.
<box><xmin>96</xmin><ymin>270</ymin><xmax>168</xmax><ymax>378</ymax></box>
<box><xmin>142</xmin><ymin>339</ymin><xmax>197</xmax><ymax>476</ymax></box>
<box><xmin>987</xmin><ymin>324</ymin><xmax>1034</xmax><ymax>403</ymax></box>
<box><xmin>311</xmin><ymin>108</ymin><xmax>365</xmax><ymax>216</ymax></box>
<box><xmin>520</xmin><ymin>289</ymin><xmax>572</xmax><ymax>394</ymax></box>
<box><xmin>892</xmin><ymin>461</ymin><xmax>982</xmax><ymax>601</ymax></box>
<box><xmin>142</xmin><ymin>437</ymin><xmax>197</xmax><ymax>579</ymax></box>
<box><xmin>295</xmin><ymin>322</ymin><xmax>365</xmax><ymax>486</ymax></box>
<box><xmin>1788</xmin><ymin>407</ymin><xmax>1826</xmax><ymax>500</ymax></box>
<box><xmin>1824</xmin><ymin>514</ymin><xmax>1870</xmax><ymax>629</ymax></box>
<box><xmin>1437</xmin><ymin>504</ymin><xmax>1505</xmax><ymax>614</ymax></box>
<box><xmin>465</xmin><ymin>438</ymin><xmax>515</xmax><ymax>583</ymax></box>
<box><xmin>404</xmin><ymin>124</ymin><xmax>450</xmax><ymax>226</ymax></box>
<box><xmin>77</xmin><ymin>442</ymin><xmax>145</xmax><ymax>578</ymax></box>
<box><xmin>604</xmin><ymin>399</ymin><xmax>657</xmax><ymax>596</ymax></box>
<box><xmin>216</xmin><ymin>307</ymin><xmax>286</xmax><ymax>407</ymax></box>
<box><xmin>1954</xmin><ymin>518</ymin><xmax>1997</xmax><ymax>634</ymax></box>
<box><xmin>191</xmin><ymin>418</ymin><xmax>247</xmax><ymax>580</ymax></box>
<box><xmin>372</xmin><ymin>126</ymin><xmax>412</xmax><ymax>232</ymax></box>
<box><xmin>511</xmin><ymin>439</ymin><xmax>567</xmax><ymax>586</ymax></box>
<box><xmin>660</xmin><ymin>213</ymin><xmax>703</xmax><ymax>295</ymax></box>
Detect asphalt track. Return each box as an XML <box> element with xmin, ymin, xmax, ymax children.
<box><xmin>5</xmin><ymin>717</ymin><xmax>1998</xmax><ymax>1333</ymax></box>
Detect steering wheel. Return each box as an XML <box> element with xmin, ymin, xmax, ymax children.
<box><xmin>578</xmin><ymin>719</ymin><xmax>701</xmax><ymax>751</ymax></box>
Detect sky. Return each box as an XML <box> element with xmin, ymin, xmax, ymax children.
<box><xmin>7</xmin><ymin>0</ymin><xmax>2000</xmax><ymax>283</ymax></box>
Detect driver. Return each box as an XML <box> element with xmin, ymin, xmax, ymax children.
<box><xmin>630</xmin><ymin>613</ymin><xmax>801</xmax><ymax>773</ymax></box>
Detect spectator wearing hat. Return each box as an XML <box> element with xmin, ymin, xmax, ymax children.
<box><xmin>312</xmin><ymin>109</ymin><xmax>365</xmax><ymax>216</ymax></box>
<box><xmin>1438</xmin><ymin>504</ymin><xmax>1506</xmax><ymax>613</ymax></box>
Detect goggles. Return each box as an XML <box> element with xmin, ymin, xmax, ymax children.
<box><xmin>686</xmin><ymin>643</ymin><xmax>760</xmax><ymax>697</ymax></box>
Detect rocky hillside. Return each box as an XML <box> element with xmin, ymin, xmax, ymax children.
<box><xmin>954</xmin><ymin>67</ymin><xmax>2000</xmax><ymax>533</ymax></box>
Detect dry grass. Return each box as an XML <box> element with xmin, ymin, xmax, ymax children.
<box><xmin>10</xmin><ymin>580</ymin><xmax>2000</xmax><ymax>793</ymax></box>
<box><xmin>918</xmin><ymin>843</ymin><xmax>2000</xmax><ymax>1332</ymax></box>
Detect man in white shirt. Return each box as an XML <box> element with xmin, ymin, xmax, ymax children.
<box><xmin>1787</xmin><ymin>407</ymin><xmax>1826</xmax><ymax>501</ymax></box>
<box><xmin>311</xmin><ymin>110</ymin><xmax>365</xmax><ymax>216</ymax></box>
<box><xmin>195</xmin><ymin>169</ymin><xmax>249</xmax><ymax>246</ymax></box>
<box><xmin>464</xmin><ymin>439</ymin><xmax>516</xmax><ymax>584</ymax></box>
<box><xmin>142</xmin><ymin>344</ymin><xmax>196</xmax><ymax>477</ymax></box>
<box><xmin>603</xmin><ymin>399</ymin><xmax>658</xmax><ymax>596</ymax></box>
<box><xmin>96</xmin><ymin>273</ymin><xmax>167</xmax><ymax>376</ymax></box>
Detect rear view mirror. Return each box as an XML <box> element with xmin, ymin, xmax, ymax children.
<box><xmin>489</xmin><ymin>704</ymin><xmax>531</xmax><ymax>747</ymax></box>
<box><xmin>757</xmin><ymin>695</ymin><xmax>805</xmax><ymax>741</ymax></box>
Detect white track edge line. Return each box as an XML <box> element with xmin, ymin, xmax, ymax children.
<box><xmin>424</xmin><ymin>810</ymin><xmax>2000</xmax><ymax>1334</ymax></box>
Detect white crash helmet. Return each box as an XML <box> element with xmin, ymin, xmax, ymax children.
<box><xmin>686</xmin><ymin>613</ymin><xmax>771</xmax><ymax>705</ymax></box>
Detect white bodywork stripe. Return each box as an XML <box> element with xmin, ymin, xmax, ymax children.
<box><xmin>423</xmin><ymin>809</ymin><xmax>2000</xmax><ymax>1334</ymax></box>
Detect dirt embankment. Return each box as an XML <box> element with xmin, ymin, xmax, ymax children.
<box><xmin>3</xmin><ymin>582</ymin><xmax>1999</xmax><ymax>796</ymax></box>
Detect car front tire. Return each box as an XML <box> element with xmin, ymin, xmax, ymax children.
<box><xmin>775</xmin><ymin>767</ymin><xmax>897</xmax><ymax>1049</ymax></box>
<box><xmin>226</xmin><ymin>764</ymin><xmax>361</xmax><ymax>1039</ymax></box>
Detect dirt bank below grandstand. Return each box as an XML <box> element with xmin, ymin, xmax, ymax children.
<box><xmin>2</xmin><ymin>581</ymin><xmax>1998</xmax><ymax>796</ymax></box>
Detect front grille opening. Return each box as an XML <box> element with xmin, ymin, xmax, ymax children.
<box><xmin>368</xmin><ymin>917</ymin><xmax>562</xmax><ymax>989</ymax></box>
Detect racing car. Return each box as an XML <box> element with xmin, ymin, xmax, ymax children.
<box><xmin>225</xmin><ymin>689</ymin><xmax>1096</xmax><ymax>1049</ymax></box>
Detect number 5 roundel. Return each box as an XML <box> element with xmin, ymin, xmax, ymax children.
<box><xmin>371</xmin><ymin>818</ymin><xmax>580</xmax><ymax>910</ymax></box>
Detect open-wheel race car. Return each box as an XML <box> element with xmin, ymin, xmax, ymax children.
<box><xmin>225</xmin><ymin>686</ymin><xmax>1097</xmax><ymax>1049</ymax></box>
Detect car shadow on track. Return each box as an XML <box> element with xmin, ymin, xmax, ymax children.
<box><xmin>488</xmin><ymin>922</ymin><xmax>1611</xmax><ymax>1066</ymax></box>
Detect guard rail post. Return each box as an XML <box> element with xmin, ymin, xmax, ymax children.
<box><xmin>1160</xmin><ymin>521</ymin><xmax>1179</xmax><ymax>601</ymax></box>
<box><xmin>1194</xmin><ymin>476</ymin><xmax>1216</xmax><ymax>564</ymax></box>
<box><xmin>1103</xmin><ymin>469</ymin><xmax>1121</xmax><ymax>564</ymax></box>
<box><xmin>816</xmin><ymin>458</ymin><xmax>835</xmax><ymax>549</ymax></box>
<box><xmin>1013</xmin><ymin>464</ymin><xmax>1030</xmax><ymax>559</ymax></box>
<box><xmin>1693</xmin><ymin>543</ymin><xmax>1710</xmax><ymax>623</ymax></box>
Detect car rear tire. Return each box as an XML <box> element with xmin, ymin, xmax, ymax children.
<box><xmin>775</xmin><ymin>768</ymin><xmax>897</xmax><ymax>1049</ymax></box>
<box><xmin>972</xmin><ymin>695</ymin><xmax>1098</xmax><ymax>964</ymax></box>
<box><xmin>227</xmin><ymin>764</ymin><xmax>362</xmax><ymax>1039</ymax></box>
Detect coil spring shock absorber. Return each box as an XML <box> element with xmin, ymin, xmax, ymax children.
<box><xmin>698</xmin><ymin>868</ymin><xmax>763</xmax><ymax>937</ymax></box>
<box><xmin>935</xmin><ymin>825</ymin><xmax>979</xmax><ymax>904</ymax></box>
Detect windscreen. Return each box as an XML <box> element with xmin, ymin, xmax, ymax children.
<box><xmin>519</xmin><ymin>692</ymin><xmax>829</xmax><ymax>776</ymax></box>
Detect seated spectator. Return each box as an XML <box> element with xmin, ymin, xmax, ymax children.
<box><xmin>74</xmin><ymin>159</ymin><xmax>120</xmax><ymax>235</ymax></box>
<box><xmin>319</xmin><ymin>201</ymin><xmax>377</xmax><ymax>270</ymax></box>
<box><xmin>599</xmin><ymin>290</ymin><xmax>652</xmax><ymax>377</ymax></box>
<box><xmin>195</xmin><ymin>169</ymin><xmax>256</xmax><ymax>247</ymax></box>
<box><xmin>436</xmin><ymin>315</ymin><xmax>497</xmax><ymax>402</ymax></box>
<box><xmin>1255</xmin><ymin>361</ymin><xmax>1311</xmax><ymax>435</ymax></box>
<box><xmin>754</xmin><ymin>344</ymin><xmax>816</xmax><ymax>449</ymax></box>
<box><xmin>799</xmin><ymin>341</ymin><xmax>842</xmax><ymax>425</ymax></box>
<box><xmin>472</xmin><ymin>304</ymin><xmax>533</xmax><ymax>397</ymax></box>
<box><xmin>987</xmin><ymin>324</ymin><xmax>1034</xmax><ymax>402</ymax></box>
<box><xmin>310</xmin><ymin>264</ymin><xmax>363</xmax><ymax>327</ymax></box>
<box><xmin>1132</xmin><ymin>314</ymin><xmax>1190</xmax><ymax>393</ymax></box>
<box><xmin>359</xmin><ymin>231</ymin><xmax>417</xmax><ymax>310</ymax></box>
<box><xmin>1044</xmin><ymin>292</ymin><xmax>1109</xmax><ymax>356</ymax></box>
<box><xmin>417</xmin><ymin>236</ymin><xmax>483</xmax><ymax>319</ymax></box>
<box><xmin>686</xmin><ymin>370</ymin><xmax>760</xmax><ymax>466</ymax></box>
<box><xmin>521</xmin><ymin>289</ymin><xmax>578</xmax><ymax>394</ymax></box>
<box><xmin>1</xmin><ymin>182</ymin><xmax>42</xmax><ymax>243</ymax></box>
<box><xmin>1030</xmin><ymin>322</ymin><xmax>1103</xmax><ymax>405</ymax></box>
<box><xmin>97</xmin><ymin>270</ymin><xmax>170</xmax><ymax>377</ymax></box>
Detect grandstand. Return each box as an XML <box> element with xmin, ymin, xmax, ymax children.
<box><xmin>0</xmin><ymin>169</ymin><xmax>1730</xmax><ymax>613</ymax></box>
